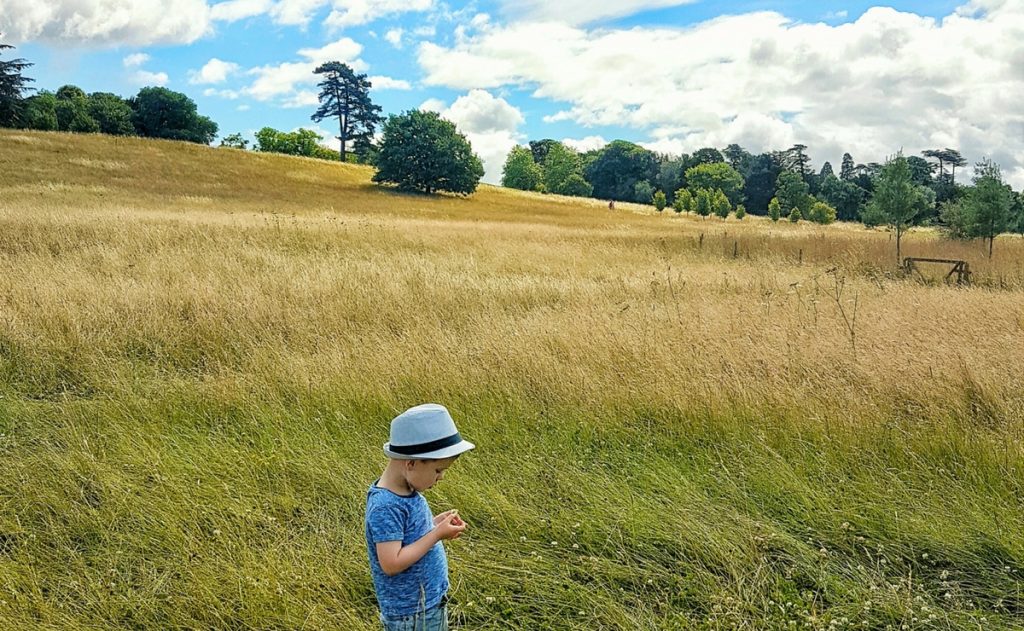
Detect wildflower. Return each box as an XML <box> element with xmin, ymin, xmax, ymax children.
<box><xmin>485</xmin><ymin>596</ymin><xmax>495</xmax><ymax>603</ymax></box>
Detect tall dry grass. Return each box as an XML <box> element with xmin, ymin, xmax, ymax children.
<box><xmin>0</xmin><ymin>130</ymin><xmax>1021</xmax><ymax>629</ymax></box>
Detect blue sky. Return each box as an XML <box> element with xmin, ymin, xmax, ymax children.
<box><xmin>3</xmin><ymin>0</ymin><xmax>1022</xmax><ymax>186</ymax></box>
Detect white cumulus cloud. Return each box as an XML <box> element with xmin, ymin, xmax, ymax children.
<box><xmin>132</xmin><ymin>70</ymin><xmax>170</xmax><ymax>87</ymax></box>
<box><xmin>244</xmin><ymin>38</ymin><xmax>364</xmax><ymax>103</ymax></box>
<box><xmin>326</xmin><ymin>0</ymin><xmax>433</xmax><ymax>29</ymax></box>
<box><xmin>189</xmin><ymin>58</ymin><xmax>240</xmax><ymax>84</ymax></box>
<box><xmin>122</xmin><ymin>53</ymin><xmax>150</xmax><ymax>68</ymax></box>
<box><xmin>211</xmin><ymin>0</ymin><xmax>273</xmax><ymax>21</ymax></box>
<box><xmin>0</xmin><ymin>0</ymin><xmax>210</xmax><ymax>46</ymax></box>
<box><xmin>368</xmin><ymin>75</ymin><xmax>412</xmax><ymax>90</ymax></box>
<box><xmin>427</xmin><ymin>90</ymin><xmax>527</xmax><ymax>184</ymax></box>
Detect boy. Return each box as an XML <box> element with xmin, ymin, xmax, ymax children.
<box><xmin>365</xmin><ymin>403</ymin><xmax>475</xmax><ymax>630</ymax></box>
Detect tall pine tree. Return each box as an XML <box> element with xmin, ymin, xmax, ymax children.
<box><xmin>311</xmin><ymin>62</ymin><xmax>382</xmax><ymax>163</ymax></box>
<box><xmin>0</xmin><ymin>40</ymin><xmax>33</xmax><ymax>127</ymax></box>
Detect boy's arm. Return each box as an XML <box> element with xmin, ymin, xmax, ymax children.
<box><xmin>376</xmin><ymin>513</ymin><xmax>466</xmax><ymax>577</ymax></box>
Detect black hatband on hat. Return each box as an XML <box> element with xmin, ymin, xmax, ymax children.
<box><xmin>389</xmin><ymin>432</ymin><xmax>463</xmax><ymax>456</ymax></box>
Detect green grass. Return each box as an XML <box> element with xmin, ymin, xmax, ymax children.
<box><xmin>0</xmin><ymin>130</ymin><xmax>1021</xmax><ymax>629</ymax></box>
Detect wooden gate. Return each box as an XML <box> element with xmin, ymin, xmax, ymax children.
<box><xmin>902</xmin><ymin>257</ymin><xmax>971</xmax><ymax>285</ymax></box>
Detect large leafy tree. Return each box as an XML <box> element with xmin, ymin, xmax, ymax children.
<box><xmin>55</xmin><ymin>85</ymin><xmax>99</xmax><ymax>132</ymax></box>
<box><xmin>543</xmin><ymin>143</ymin><xmax>589</xmax><ymax>196</ymax></box>
<box><xmin>741</xmin><ymin>153</ymin><xmax>783</xmax><ymax>215</ymax></box>
<box><xmin>22</xmin><ymin>91</ymin><xmax>58</xmax><ymax>130</ymax></box>
<box><xmin>88</xmin><ymin>92</ymin><xmax>135</xmax><ymax>135</ymax></box>
<box><xmin>130</xmin><ymin>87</ymin><xmax>217</xmax><ymax>144</ymax></box>
<box><xmin>528</xmin><ymin>139</ymin><xmax>563</xmax><ymax>166</ymax></box>
<box><xmin>819</xmin><ymin>174</ymin><xmax>867</xmax><ymax>222</ymax></box>
<box><xmin>864</xmin><ymin>154</ymin><xmax>931</xmax><ymax>263</ymax></box>
<box><xmin>774</xmin><ymin>171</ymin><xmax>812</xmax><ymax>218</ymax></box>
<box><xmin>310</xmin><ymin>62</ymin><xmax>382</xmax><ymax>163</ymax></box>
<box><xmin>585</xmin><ymin>140</ymin><xmax>658</xmax><ymax>202</ymax></box>
<box><xmin>0</xmin><ymin>40</ymin><xmax>33</xmax><ymax>126</ymax></box>
<box><xmin>689</xmin><ymin>147</ymin><xmax>725</xmax><ymax>166</ymax></box>
<box><xmin>685</xmin><ymin>162</ymin><xmax>744</xmax><ymax>206</ymax></box>
<box><xmin>501</xmin><ymin>145</ymin><xmax>542</xmax><ymax>191</ymax></box>
<box><xmin>373</xmin><ymin>110</ymin><xmax>484</xmax><ymax>195</ymax></box>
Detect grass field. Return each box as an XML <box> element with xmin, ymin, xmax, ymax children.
<box><xmin>0</xmin><ymin>129</ymin><xmax>1022</xmax><ymax>630</ymax></box>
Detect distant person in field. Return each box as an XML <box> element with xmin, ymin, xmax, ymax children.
<box><xmin>608</xmin><ymin>200</ymin><xmax>615</xmax><ymax>210</ymax></box>
<box><xmin>365</xmin><ymin>403</ymin><xmax>475</xmax><ymax>630</ymax></box>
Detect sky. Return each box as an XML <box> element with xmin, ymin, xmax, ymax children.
<box><xmin>2</xmin><ymin>0</ymin><xmax>1023</xmax><ymax>187</ymax></box>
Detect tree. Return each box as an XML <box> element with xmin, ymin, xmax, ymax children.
<box><xmin>819</xmin><ymin>161</ymin><xmax>834</xmax><ymax>179</ymax></box>
<box><xmin>775</xmin><ymin>171</ymin><xmax>812</xmax><ymax>217</ymax></box>
<box><xmin>585</xmin><ymin>140</ymin><xmax>659</xmax><ymax>202</ymax></box>
<box><xmin>840</xmin><ymin>153</ymin><xmax>856</xmax><ymax>181</ymax></box>
<box><xmin>254</xmin><ymin>127</ymin><xmax>338</xmax><ymax>159</ymax></box>
<box><xmin>938</xmin><ymin>200</ymin><xmax>972</xmax><ymax>240</ymax></box>
<box><xmin>712</xmin><ymin>189</ymin><xmax>731</xmax><ymax>218</ymax></box>
<box><xmin>219</xmin><ymin>133</ymin><xmax>249</xmax><ymax>149</ymax></box>
<box><xmin>690</xmin><ymin>147</ymin><xmax>725</xmax><ymax>165</ymax></box>
<box><xmin>966</xmin><ymin>159</ymin><xmax>1012</xmax><ymax>258</ymax></box>
<box><xmin>559</xmin><ymin>173</ymin><xmax>593</xmax><ymax>197</ymax></box>
<box><xmin>310</xmin><ymin>62</ymin><xmax>382</xmax><ymax>163</ymax></box>
<box><xmin>633</xmin><ymin>180</ymin><xmax>654</xmax><ymax>204</ymax></box>
<box><xmin>0</xmin><ymin>40</ymin><xmax>33</xmax><ymax>127</ymax></box>
<box><xmin>53</xmin><ymin>85</ymin><xmax>98</xmax><ymax>132</ymax></box>
<box><xmin>735</xmin><ymin>204</ymin><xmax>747</xmax><ymax>220</ymax></box>
<box><xmin>543</xmin><ymin>143</ymin><xmax>587</xmax><ymax>195</ymax></box>
<box><xmin>783</xmin><ymin>144</ymin><xmax>811</xmax><ymax>181</ymax></box>
<box><xmin>819</xmin><ymin>174</ymin><xmax>867</xmax><ymax>222</ymax></box>
<box><xmin>88</xmin><ymin>92</ymin><xmax>134</xmax><ymax>135</ymax></box>
<box><xmin>22</xmin><ymin>91</ymin><xmax>58</xmax><ymax>130</ymax></box>
<box><xmin>789</xmin><ymin>207</ymin><xmax>802</xmax><ymax>223</ymax></box>
<box><xmin>501</xmin><ymin>145</ymin><xmax>542</xmax><ymax>191</ymax></box>
<box><xmin>742</xmin><ymin>153</ymin><xmax>783</xmax><ymax>215</ymax></box>
<box><xmin>130</xmin><ymin>87</ymin><xmax>217</xmax><ymax>144</ymax></box>
<box><xmin>809</xmin><ymin>201</ymin><xmax>837</xmax><ymax>224</ymax></box>
<box><xmin>685</xmin><ymin>162</ymin><xmax>745</xmax><ymax>207</ymax></box>
<box><xmin>653</xmin><ymin>190</ymin><xmax>667</xmax><ymax>212</ymax></box>
<box><xmin>373</xmin><ymin>110</ymin><xmax>483</xmax><ymax>195</ymax></box>
<box><xmin>694</xmin><ymin>189</ymin><xmax>712</xmax><ymax>217</ymax></box>
<box><xmin>723</xmin><ymin>143</ymin><xmax>753</xmax><ymax>172</ymax></box>
<box><xmin>673</xmin><ymin>188</ymin><xmax>692</xmax><ymax>213</ymax></box>
<box><xmin>768</xmin><ymin>197</ymin><xmax>782</xmax><ymax>222</ymax></box>
<box><xmin>865</xmin><ymin>154</ymin><xmax>929</xmax><ymax>263</ymax></box>
<box><xmin>657</xmin><ymin>155</ymin><xmax>686</xmax><ymax>202</ymax></box>
<box><xmin>529</xmin><ymin>139</ymin><xmax>563</xmax><ymax>165</ymax></box>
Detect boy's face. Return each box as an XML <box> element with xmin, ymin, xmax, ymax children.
<box><xmin>404</xmin><ymin>456</ymin><xmax>457</xmax><ymax>491</ymax></box>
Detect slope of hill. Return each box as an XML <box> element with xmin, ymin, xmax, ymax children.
<box><xmin>0</xmin><ymin>130</ymin><xmax>1021</xmax><ymax>630</ymax></box>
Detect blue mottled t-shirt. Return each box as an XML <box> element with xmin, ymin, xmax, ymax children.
<box><xmin>365</xmin><ymin>481</ymin><xmax>449</xmax><ymax>618</ymax></box>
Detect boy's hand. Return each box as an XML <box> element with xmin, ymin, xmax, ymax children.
<box><xmin>433</xmin><ymin>510</ymin><xmax>457</xmax><ymax>527</ymax></box>
<box><xmin>434</xmin><ymin>511</ymin><xmax>468</xmax><ymax>541</ymax></box>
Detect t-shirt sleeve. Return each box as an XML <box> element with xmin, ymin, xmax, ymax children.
<box><xmin>367</xmin><ymin>505</ymin><xmax>405</xmax><ymax>543</ymax></box>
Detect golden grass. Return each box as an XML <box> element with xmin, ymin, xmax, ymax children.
<box><xmin>0</xmin><ymin>129</ymin><xmax>1021</xmax><ymax>629</ymax></box>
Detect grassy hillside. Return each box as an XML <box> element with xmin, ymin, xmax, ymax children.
<box><xmin>0</xmin><ymin>129</ymin><xmax>1021</xmax><ymax>630</ymax></box>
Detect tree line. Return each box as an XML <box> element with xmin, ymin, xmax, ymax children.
<box><xmin>501</xmin><ymin>139</ymin><xmax>1024</xmax><ymax>257</ymax></box>
<box><xmin>2</xmin><ymin>42</ymin><xmax>217</xmax><ymax>144</ymax></box>
<box><xmin>1</xmin><ymin>42</ymin><xmax>483</xmax><ymax>196</ymax></box>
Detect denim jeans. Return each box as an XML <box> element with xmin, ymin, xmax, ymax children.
<box><xmin>380</xmin><ymin>603</ymin><xmax>448</xmax><ymax>631</ymax></box>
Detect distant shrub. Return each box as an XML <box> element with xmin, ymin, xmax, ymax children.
<box><xmin>673</xmin><ymin>188</ymin><xmax>691</xmax><ymax>213</ymax></box>
<box><xmin>789</xmin><ymin>207</ymin><xmax>802</xmax><ymax>223</ymax></box>
<box><xmin>653</xmin><ymin>190</ymin><xmax>666</xmax><ymax>212</ymax></box>
<box><xmin>735</xmin><ymin>204</ymin><xmax>746</xmax><ymax>220</ymax></box>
